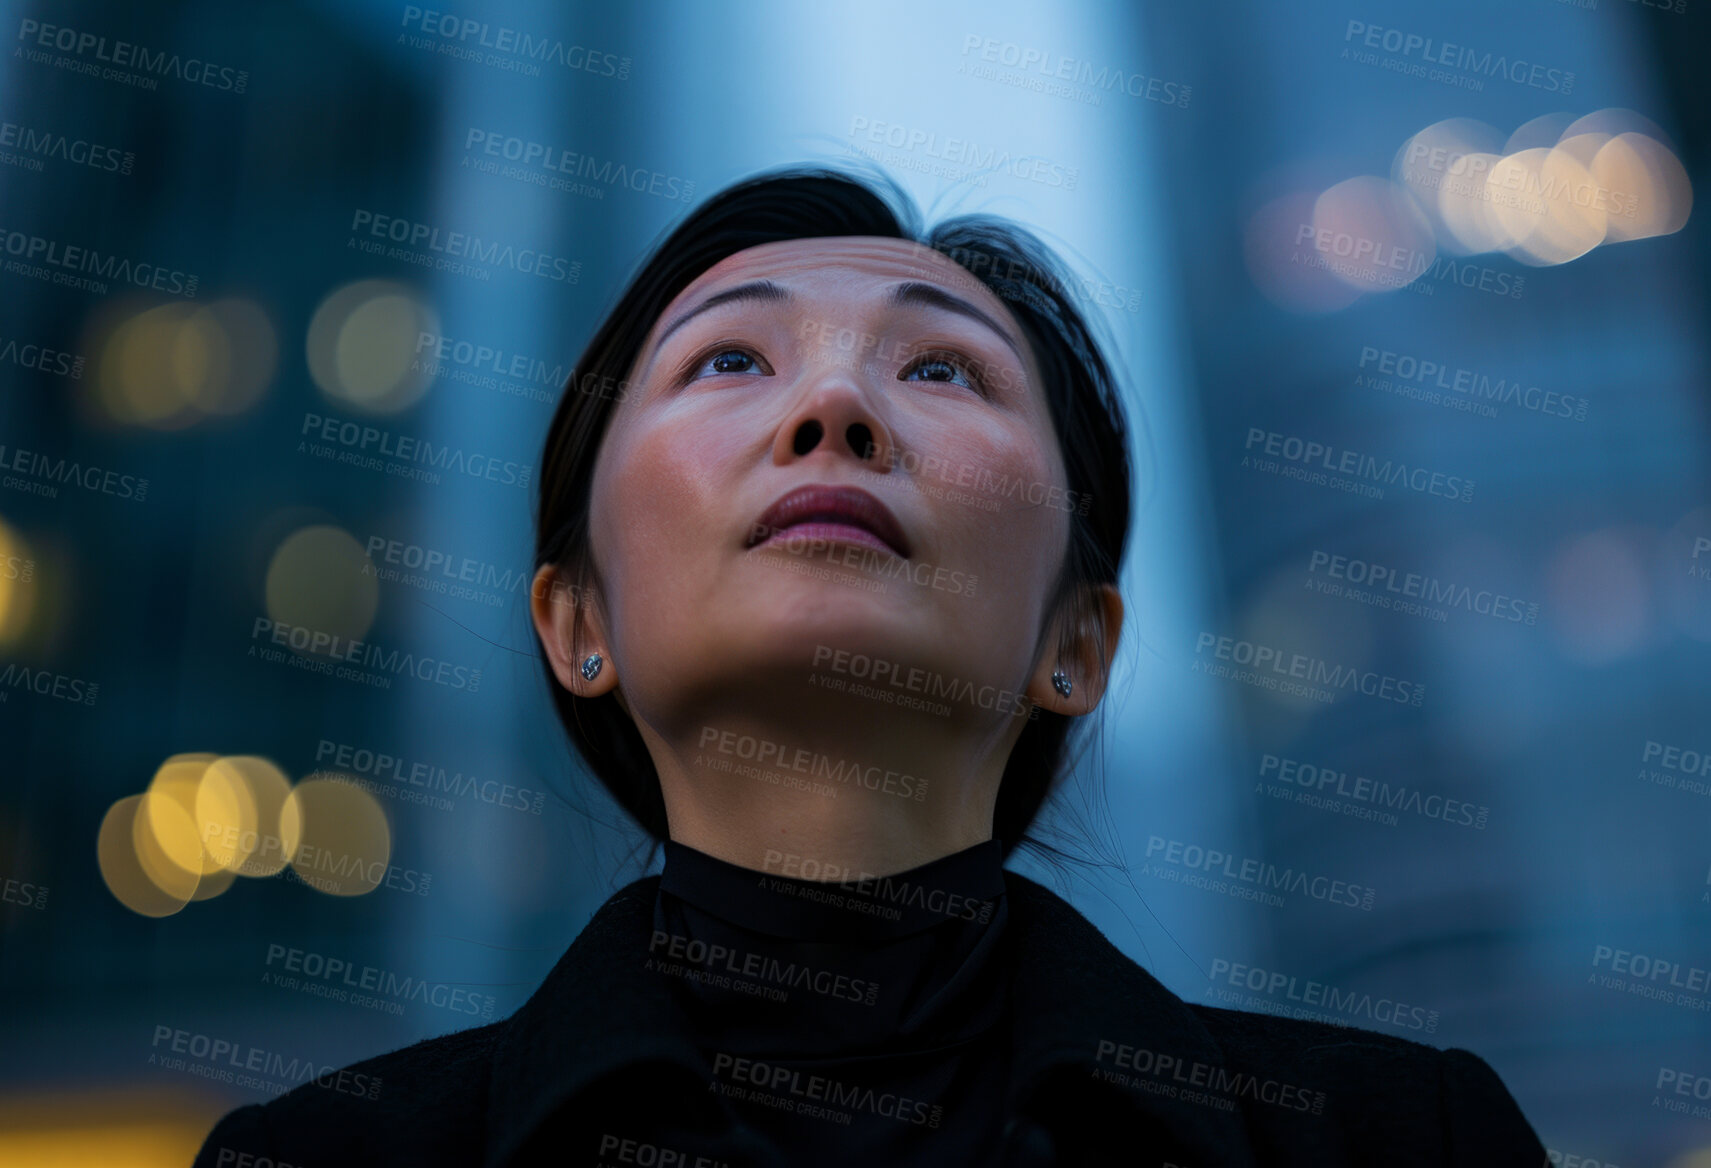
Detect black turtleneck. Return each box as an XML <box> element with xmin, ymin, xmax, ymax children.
<box><xmin>651</xmin><ymin>837</ymin><xmax>1012</xmax><ymax>1165</ymax></box>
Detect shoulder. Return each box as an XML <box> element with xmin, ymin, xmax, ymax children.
<box><xmin>1188</xmin><ymin>1004</ymin><xmax>1544</xmax><ymax>1159</ymax></box>
<box><xmin>192</xmin><ymin>877</ymin><xmax>660</xmax><ymax>1168</ymax></box>
<box><xmin>999</xmin><ymin>869</ymin><xmax>1543</xmax><ymax>1162</ymax></box>
<box><xmin>1186</xmin><ymin>997</ymin><xmax>1458</xmax><ymax>1092</ymax></box>
<box><xmin>191</xmin><ymin>1013</ymin><xmax>506</xmax><ymax>1167</ymax></box>
<box><xmin>1189</xmin><ymin>996</ymin><xmax>1444</xmax><ymax>1077</ymax></box>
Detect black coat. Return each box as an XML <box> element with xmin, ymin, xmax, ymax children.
<box><xmin>192</xmin><ymin>870</ymin><xmax>1547</xmax><ymax>1167</ymax></box>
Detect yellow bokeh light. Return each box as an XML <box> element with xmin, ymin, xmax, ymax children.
<box><xmin>97</xmin><ymin>304</ymin><xmax>196</xmax><ymax>428</ymax></box>
<box><xmin>143</xmin><ymin>753</ymin><xmax>225</xmax><ymax>877</ymax></box>
<box><xmin>131</xmin><ymin>791</ymin><xmax>205</xmax><ymax>901</ymax></box>
<box><xmin>263</xmin><ymin>525</ymin><xmax>380</xmax><ymax>654</ymax></box>
<box><xmin>337</xmin><ymin>294</ymin><xmax>424</xmax><ymax>403</ymax></box>
<box><xmin>282</xmin><ymin>777</ymin><xmax>392</xmax><ymax>897</ymax></box>
<box><xmin>92</xmin><ymin>298</ymin><xmax>277</xmax><ymax>430</ymax></box>
<box><xmin>97</xmin><ymin>795</ymin><xmax>196</xmax><ymax>917</ymax></box>
<box><xmin>197</xmin><ymin>755</ymin><xmax>294</xmax><ymax>877</ymax></box>
<box><xmin>0</xmin><ymin>1088</ymin><xmax>227</xmax><ymax>1168</ymax></box>
<box><xmin>186</xmin><ymin>865</ymin><xmax>237</xmax><ymax>902</ymax></box>
<box><xmin>0</xmin><ymin>514</ymin><xmax>40</xmax><ymax>648</ymax></box>
<box><xmin>306</xmin><ymin>279</ymin><xmax>438</xmax><ymax>413</ymax></box>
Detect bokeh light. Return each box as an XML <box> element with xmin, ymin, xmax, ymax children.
<box><xmin>1251</xmin><ymin>107</ymin><xmax>1693</xmax><ymax>310</ymax></box>
<box><xmin>141</xmin><ymin>753</ymin><xmax>227</xmax><ymax>880</ymax></box>
<box><xmin>196</xmin><ymin>755</ymin><xmax>295</xmax><ymax>878</ymax></box>
<box><xmin>99</xmin><ymin>754</ymin><xmax>370</xmax><ymax>915</ymax></box>
<box><xmin>97</xmin><ymin>795</ymin><xmax>197</xmax><ymax>918</ymax></box>
<box><xmin>0</xmin><ymin>515</ymin><xmax>40</xmax><ymax>649</ymax></box>
<box><xmin>1392</xmin><ymin>117</ymin><xmax>1505</xmax><ymax>254</ymax></box>
<box><xmin>1484</xmin><ymin>147</ymin><xmax>1606</xmax><ymax>266</ymax></box>
<box><xmin>1545</xmin><ymin>528</ymin><xmax>1656</xmax><ymax>663</ymax></box>
<box><xmin>1311</xmin><ymin>176</ymin><xmax>1436</xmax><ymax>294</ymax></box>
<box><xmin>91</xmin><ymin>298</ymin><xmax>277</xmax><ymax>429</ymax></box>
<box><xmin>1594</xmin><ymin>132</ymin><xmax>1693</xmax><ymax>243</ymax></box>
<box><xmin>263</xmin><ymin>525</ymin><xmax>381</xmax><ymax>653</ymax></box>
<box><xmin>1243</xmin><ymin>189</ymin><xmax>1366</xmax><ymax>313</ymax></box>
<box><xmin>280</xmin><ymin>777</ymin><xmax>392</xmax><ymax>897</ymax></box>
<box><xmin>305</xmin><ymin>279</ymin><xmax>439</xmax><ymax>413</ymax></box>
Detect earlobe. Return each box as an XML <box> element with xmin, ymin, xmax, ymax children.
<box><xmin>529</xmin><ymin>562</ymin><xmax>620</xmax><ymax>698</ymax></box>
<box><xmin>1025</xmin><ymin>658</ymin><xmax>1086</xmax><ymax>717</ymax></box>
<box><xmin>1024</xmin><ymin>582</ymin><xmax>1124</xmax><ymax>717</ymax></box>
<box><xmin>566</xmin><ymin>645</ymin><xmax>620</xmax><ymax>698</ymax></box>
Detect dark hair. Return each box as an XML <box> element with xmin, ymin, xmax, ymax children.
<box><xmin>533</xmin><ymin>165</ymin><xmax>1132</xmax><ymax>863</ymax></box>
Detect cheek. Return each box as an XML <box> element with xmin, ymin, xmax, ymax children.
<box><xmin>924</xmin><ymin>418</ymin><xmax>1068</xmax><ymax>611</ymax></box>
<box><xmin>587</xmin><ymin>412</ymin><xmax>734</xmax><ymax>621</ymax></box>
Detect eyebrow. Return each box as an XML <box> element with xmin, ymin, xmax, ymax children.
<box><xmin>651</xmin><ymin>279</ymin><xmax>792</xmax><ymax>354</ymax></box>
<box><xmin>648</xmin><ymin>277</ymin><xmax>1026</xmax><ymax>363</ymax></box>
<box><xmin>885</xmin><ymin>281</ymin><xmax>1024</xmax><ymax>362</ymax></box>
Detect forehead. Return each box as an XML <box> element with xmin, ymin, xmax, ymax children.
<box><xmin>665</xmin><ymin>235</ymin><xmax>1017</xmax><ymax>325</ymax></box>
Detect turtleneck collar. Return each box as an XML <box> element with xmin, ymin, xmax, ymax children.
<box><xmin>649</xmin><ymin>837</ymin><xmax>1015</xmax><ymax>1162</ymax></box>
<box><xmin>658</xmin><ymin>837</ymin><xmax>1008</xmax><ymax>941</ymax></box>
<box><xmin>652</xmin><ymin>837</ymin><xmax>1011</xmax><ymax>1054</ymax></box>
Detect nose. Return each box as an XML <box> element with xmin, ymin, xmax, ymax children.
<box><xmin>772</xmin><ymin>368</ymin><xmax>896</xmax><ymax>469</ymax></box>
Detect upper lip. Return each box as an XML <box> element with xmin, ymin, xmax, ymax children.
<box><xmin>748</xmin><ymin>484</ymin><xmax>911</xmax><ymax>558</ymax></box>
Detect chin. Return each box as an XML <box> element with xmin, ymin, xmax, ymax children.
<box><xmin>730</xmin><ymin>587</ymin><xmax>937</xmax><ymax>663</ymax></box>
<box><xmin>740</xmin><ymin>553</ymin><xmax>918</xmax><ymax>609</ymax></box>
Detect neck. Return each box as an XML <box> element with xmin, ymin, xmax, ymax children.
<box><xmin>640</xmin><ymin>702</ymin><xmax>1019</xmax><ymax>877</ymax></box>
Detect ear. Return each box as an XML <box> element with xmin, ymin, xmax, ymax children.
<box><xmin>529</xmin><ymin>562</ymin><xmax>620</xmax><ymax>698</ymax></box>
<box><xmin>1022</xmin><ymin>582</ymin><xmax>1124</xmax><ymax>718</ymax></box>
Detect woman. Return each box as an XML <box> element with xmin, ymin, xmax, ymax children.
<box><xmin>194</xmin><ymin>167</ymin><xmax>1547</xmax><ymax>1167</ymax></box>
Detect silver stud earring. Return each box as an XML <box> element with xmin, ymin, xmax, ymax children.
<box><xmin>580</xmin><ymin>653</ymin><xmax>604</xmax><ymax>682</ymax></box>
<box><xmin>1051</xmin><ymin>670</ymin><xmax>1072</xmax><ymax>698</ymax></box>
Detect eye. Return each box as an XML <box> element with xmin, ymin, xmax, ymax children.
<box><xmin>900</xmin><ymin>351</ymin><xmax>983</xmax><ymax>394</ymax></box>
<box><xmin>686</xmin><ymin>345</ymin><xmax>769</xmax><ymax>381</ymax></box>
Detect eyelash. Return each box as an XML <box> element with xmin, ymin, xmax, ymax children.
<box><xmin>683</xmin><ymin>343</ymin><xmax>769</xmax><ymax>382</ymax></box>
<box><xmin>681</xmin><ymin>343</ymin><xmax>988</xmax><ymax>395</ymax></box>
<box><xmin>902</xmin><ymin>350</ymin><xmax>986</xmax><ymax>394</ymax></box>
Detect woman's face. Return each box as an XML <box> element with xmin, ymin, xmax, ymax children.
<box><xmin>580</xmin><ymin>236</ymin><xmax>1075</xmax><ymax>746</ymax></box>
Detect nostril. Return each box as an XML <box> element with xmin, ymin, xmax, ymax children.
<box><xmin>792</xmin><ymin>420</ymin><xmax>823</xmax><ymax>456</ymax></box>
<box><xmin>847</xmin><ymin>422</ymin><xmax>875</xmax><ymax>459</ymax></box>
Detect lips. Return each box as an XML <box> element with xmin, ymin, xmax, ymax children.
<box><xmin>747</xmin><ymin>485</ymin><xmax>911</xmax><ymax>559</ymax></box>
